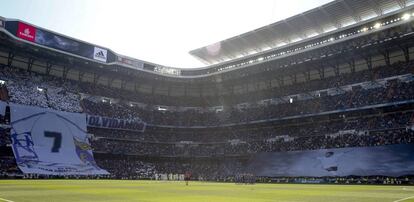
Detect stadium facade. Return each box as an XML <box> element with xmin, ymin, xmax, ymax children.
<box><xmin>1</xmin><ymin>0</ymin><xmax>414</xmax><ymax>184</ymax></box>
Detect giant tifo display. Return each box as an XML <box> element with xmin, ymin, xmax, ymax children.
<box><xmin>9</xmin><ymin>103</ymin><xmax>108</xmax><ymax>175</ymax></box>
<box><xmin>1</xmin><ymin>0</ymin><xmax>414</xmax><ymax>186</ymax></box>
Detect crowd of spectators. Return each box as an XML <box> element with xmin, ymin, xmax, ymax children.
<box><xmin>259</xmin><ymin>176</ymin><xmax>414</xmax><ymax>185</ymax></box>
<box><xmin>0</xmin><ymin>157</ymin><xmax>20</xmax><ymax>178</ymax></box>
<box><xmin>90</xmin><ymin>111</ymin><xmax>414</xmax><ymax>157</ymax></box>
<box><xmin>89</xmin><ymin>109</ymin><xmax>414</xmax><ymax>180</ymax></box>
<box><xmin>95</xmin><ymin>157</ymin><xmax>246</xmax><ymax>182</ymax></box>
<box><xmin>0</xmin><ymin>58</ymin><xmax>413</xmax><ymax>182</ymax></box>
<box><xmin>0</xmin><ymin>60</ymin><xmax>412</xmax><ymax>127</ymax></box>
<box><xmin>95</xmin><ymin>159</ymin><xmax>156</xmax><ymax>180</ymax></box>
<box><xmin>82</xmin><ymin>73</ymin><xmax>414</xmax><ymax>126</ymax></box>
<box><xmin>0</xmin><ymin>67</ymin><xmax>81</xmax><ymax>112</ymax></box>
<box><xmin>91</xmin><ymin>129</ymin><xmax>414</xmax><ymax>157</ymax></box>
<box><xmin>91</xmin><ymin>110</ymin><xmax>414</xmax><ymax>142</ymax></box>
<box><xmin>72</xmin><ymin>61</ymin><xmax>414</xmax><ymax>107</ymax></box>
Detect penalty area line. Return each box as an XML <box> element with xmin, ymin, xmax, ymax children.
<box><xmin>0</xmin><ymin>198</ymin><xmax>14</xmax><ymax>202</ymax></box>
<box><xmin>393</xmin><ymin>196</ymin><xmax>414</xmax><ymax>202</ymax></box>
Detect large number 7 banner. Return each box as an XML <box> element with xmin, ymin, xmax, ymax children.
<box><xmin>9</xmin><ymin>103</ymin><xmax>108</xmax><ymax>176</ymax></box>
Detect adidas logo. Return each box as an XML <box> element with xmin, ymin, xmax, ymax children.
<box><xmin>93</xmin><ymin>47</ymin><xmax>107</xmax><ymax>62</ymax></box>
<box><xmin>95</xmin><ymin>51</ymin><xmax>105</xmax><ymax>59</ymax></box>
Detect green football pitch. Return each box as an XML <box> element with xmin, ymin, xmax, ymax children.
<box><xmin>0</xmin><ymin>180</ymin><xmax>414</xmax><ymax>202</ymax></box>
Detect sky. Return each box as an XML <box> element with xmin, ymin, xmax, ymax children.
<box><xmin>1</xmin><ymin>0</ymin><xmax>334</xmax><ymax>68</ymax></box>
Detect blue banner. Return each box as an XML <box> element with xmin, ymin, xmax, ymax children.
<box><xmin>249</xmin><ymin>144</ymin><xmax>414</xmax><ymax>177</ymax></box>
<box><xmin>87</xmin><ymin>115</ymin><xmax>146</xmax><ymax>132</ymax></box>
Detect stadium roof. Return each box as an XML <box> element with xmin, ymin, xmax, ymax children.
<box><xmin>190</xmin><ymin>0</ymin><xmax>414</xmax><ymax>65</ymax></box>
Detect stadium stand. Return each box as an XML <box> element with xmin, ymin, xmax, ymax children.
<box><xmin>1</xmin><ymin>0</ymin><xmax>414</xmax><ymax>185</ymax></box>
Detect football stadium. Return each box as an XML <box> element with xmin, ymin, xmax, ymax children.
<box><xmin>1</xmin><ymin>0</ymin><xmax>414</xmax><ymax>201</ymax></box>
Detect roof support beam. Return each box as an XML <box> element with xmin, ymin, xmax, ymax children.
<box><xmin>300</xmin><ymin>14</ymin><xmax>324</xmax><ymax>34</ymax></box>
<box><xmin>192</xmin><ymin>54</ymin><xmax>212</xmax><ymax>65</ymax></box>
<box><xmin>7</xmin><ymin>51</ymin><xmax>14</xmax><ymax>67</ymax></box>
<box><xmin>248</xmin><ymin>30</ymin><xmax>265</xmax><ymax>48</ymax></box>
<box><xmin>303</xmin><ymin>70</ymin><xmax>311</xmax><ymax>82</ymax></box>
<box><xmin>264</xmin><ymin>26</ymin><xmax>289</xmax><ymax>47</ymax></box>
<box><xmin>62</xmin><ymin>66</ymin><xmax>70</xmax><ymax>80</ymax></box>
<box><xmin>219</xmin><ymin>43</ymin><xmax>237</xmax><ymax>59</ymax></box>
<box><xmin>78</xmin><ymin>71</ymin><xmax>85</xmax><ymax>82</ymax></box>
<box><xmin>93</xmin><ymin>74</ymin><xmax>100</xmax><ymax>85</ymax></box>
<box><xmin>396</xmin><ymin>0</ymin><xmax>407</xmax><ymax>8</ymax></box>
<box><xmin>237</xmin><ymin>35</ymin><xmax>262</xmax><ymax>53</ymax></box>
<box><xmin>27</xmin><ymin>58</ymin><xmax>34</xmax><ymax>73</ymax></box>
<box><xmin>399</xmin><ymin>45</ymin><xmax>410</xmax><ymax>63</ymax></box>
<box><xmin>260</xmin><ymin>27</ymin><xmax>279</xmax><ymax>48</ymax></box>
<box><xmin>283</xmin><ymin>20</ymin><xmax>307</xmax><ymax>39</ymax></box>
<box><xmin>318</xmin><ymin>7</ymin><xmax>342</xmax><ymax>29</ymax></box>
<box><xmin>120</xmin><ymin>80</ymin><xmax>127</xmax><ymax>90</ymax></box>
<box><xmin>367</xmin><ymin>0</ymin><xmax>383</xmax><ymax>16</ymax></box>
<box><xmin>226</xmin><ymin>40</ymin><xmax>249</xmax><ymax>57</ymax></box>
<box><xmin>45</xmin><ymin>62</ymin><xmax>52</xmax><ymax>75</ymax></box>
<box><xmin>340</xmin><ymin>0</ymin><xmax>361</xmax><ymax>23</ymax></box>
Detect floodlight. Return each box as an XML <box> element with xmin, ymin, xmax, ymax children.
<box><xmin>402</xmin><ymin>13</ymin><xmax>411</xmax><ymax>21</ymax></box>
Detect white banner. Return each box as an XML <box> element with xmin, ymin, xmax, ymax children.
<box><xmin>93</xmin><ymin>47</ymin><xmax>108</xmax><ymax>62</ymax></box>
<box><xmin>9</xmin><ymin>103</ymin><xmax>108</xmax><ymax>175</ymax></box>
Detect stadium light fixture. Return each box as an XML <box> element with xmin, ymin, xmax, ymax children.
<box><xmin>361</xmin><ymin>27</ymin><xmax>368</xmax><ymax>32</ymax></box>
<box><xmin>373</xmin><ymin>23</ymin><xmax>381</xmax><ymax>29</ymax></box>
<box><xmin>402</xmin><ymin>13</ymin><xmax>411</xmax><ymax>21</ymax></box>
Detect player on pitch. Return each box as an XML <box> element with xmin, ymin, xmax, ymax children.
<box><xmin>184</xmin><ymin>171</ymin><xmax>191</xmax><ymax>186</ymax></box>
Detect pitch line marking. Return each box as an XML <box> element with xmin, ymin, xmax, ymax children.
<box><xmin>393</xmin><ymin>196</ymin><xmax>414</xmax><ymax>202</ymax></box>
<box><xmin>0</xmin><ymin>198</ymin><xmax>14</xmax><ymax>202</ymax></box>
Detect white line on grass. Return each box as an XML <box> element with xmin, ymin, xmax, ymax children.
<box><xmin>393</xmin><ymin>196</ymin><xmax>414</xmax><ymax>202</ymax></box>
<box><xmin>0</xmin><ymin>198</ymin><xmax>14</xmax><ymax>202</ymax></box>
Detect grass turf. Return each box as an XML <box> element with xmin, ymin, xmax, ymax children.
<box><xmin>0</xmin><ymin>180</ymin><xmax>414</xmax><ymax>202</ymax></box>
